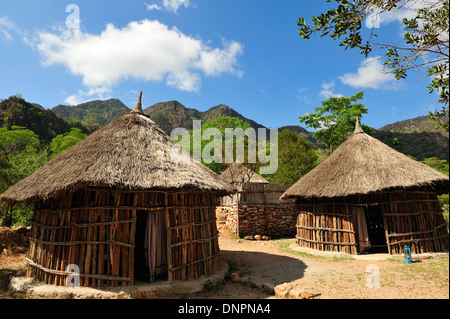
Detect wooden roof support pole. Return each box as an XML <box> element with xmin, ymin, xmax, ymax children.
<box><xmin>164</xmin><ymin>192</ymin><xmax>173</xmax><ymax>281</ymax></box>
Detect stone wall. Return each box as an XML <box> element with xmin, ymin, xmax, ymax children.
<box><xmin>0</xmin><ymin>226</ymin><xmax>30</xmax><ymax>255</ymax></box>
<box><xmin>222</xmin><ymin>203</ymin><xmax>297</xmax><ymax>238</ymax></box>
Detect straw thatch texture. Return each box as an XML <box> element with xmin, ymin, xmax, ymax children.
<box><xmin>220</xmin><ymin>163</ymin><xmax>269</xmax><ymax>185</ymax></box>
<box><xmin>0</xmin><ymin>112</ymin><xmax>234</xmax><ymax>204</ymax></box>
<box><xmin>281</xmin><ymin>122</ymin><xmax>449</xmax><ymax>200</ymax></box>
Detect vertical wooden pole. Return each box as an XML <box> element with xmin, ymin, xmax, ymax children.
<box><xmin>263</xmin><ymin>185</ymin><xmax>269</xmax><ymax>236</ymax></box>
<box><xmin>164</xmin><ymin>192</ymin><xmax>173</xmax><ymax>281</ymax></box>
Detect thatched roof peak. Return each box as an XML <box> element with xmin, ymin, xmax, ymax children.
<box><xmin>131</xmin><ymin>91</ymin><xmax>143</xmax><ymax>114</ymax></box>
<box><xmin>281</xmin><ymin>122</ymin><xmax>449</xmax><ymax>200</ymax></box>
<box><xmin>353</xmin><ymin>116</ymin><xmax>364</xmax><ymax>134</ymax></box>
<box><xmin>220</xmin><ymin>162</ymin><xmax>270</xmax><ymax>185</ymax></box>
<box><xmin>0</xmin><ymin>98</ymin><xmax>234</xmax><ymax>204</ymax></box>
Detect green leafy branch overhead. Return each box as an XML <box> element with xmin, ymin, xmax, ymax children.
<box><xmin>298</xmin><ymin>0</ymin><xmax>449</xmax><ymax>131</ymax></box>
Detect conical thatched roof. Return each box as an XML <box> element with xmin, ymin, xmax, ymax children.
<box><xmin>220</xmin><ymin>162</ymin><xmax>270</xmax><ymax>185</ymax></box>
<box><xmin>281</xmin><ymin>118</ymin><xmax>449</xmax><ymax>200</ymax></box>
<box><xmin>0</xmin><ymin>93</ymin><xmax>234</xmax><ymax>204</ymax></box>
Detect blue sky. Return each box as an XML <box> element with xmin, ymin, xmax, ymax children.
<box><xmin>0</xmin><ymin>0</ymin><xmax>442</xmax><ymax>130</ymax></box>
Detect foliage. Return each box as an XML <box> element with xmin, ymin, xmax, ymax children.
<box><xmin>271</xmin><ymin>130</ymin><xmax>318</xmax><ymax>185</ymax></box>
<box><xmin>372</xmin><ymin>130</ymin><xmax>449</xmax><ymax>161</ymax></box>
<box><xmin>49</xmin><ymin>128</ymin><xmax>87</xmax><ymax>159</ymax></box>
<box><xmin>298</xmin><ymin>0</ymin><xmax>449</xmax><ymax>131</ymax></box>
<box><xmin>420</xmin><ymin>157</ymin><xmax>449</xmax><ymax>212</ymax></box>
<box><xmin>0</xmin><ymin>127</ymin><xmax>47</xmax><ymax>193</ymax></box>
<box><xmin>0</xmin><ymin>127</ymin><xmax>48</xmax><ymax>226</ymax></box>
<box><xmin>1</xmin><ymin>96</ymin><xmax>77</xmax><ymax>144</ymax></box>
<box><xmin>0</xmin><ymin>204</ymin><xmax>34</xmax><ymax>227</ymax></box>
<box><xmin>421</xmin><ymin>157</ymin><xmax>449</xmax><ymax>175</ymax></box>
<box><xmin>177</xmin><ymin>116</ymin><xmax>258</xmax><ymax>174</ymax></box>
<box><xmin>51</xmin><ymin>99</ymin><xmax>130</xmax><ymax>127</ymax></box>
<box><xmin>299</xmin><ymin>91</ymin><xmax>373</xmax><ymax>154</ymax></box>
<box><xmin>391</xmin><ymin>137</ymin><xmax>400</xmax><ymax>147</ymax></box>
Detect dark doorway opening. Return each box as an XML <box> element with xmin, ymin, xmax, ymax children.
<box><xmin>134</xmin><ymin>211</ymin><xmax>150</xmax><ymax>282</ymax></box>
<box><xmin>134</xmin><ymin>210</ymin><xmax>168</xmax><ymax>283</ymax></box>
<box><xmin>363</xmin><ymin>205</ymin><xmax>388</xmax><ymax>253</ymax></box>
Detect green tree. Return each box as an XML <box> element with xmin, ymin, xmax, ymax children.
<box><xmin>49</xmin><ymin>128</ymin><xmax>87</xmax><ymax>159</ymax></box>
<box><xmin>298</xmin><ymin>0</ymin><xmax>449</xmax><ymax>131</ymax></box>
<box><xmin>421</xmin><ymin>157</ymin><xmax>449</xmax><ymax>210</ymax></box>
<box><xmin>172</xmin><ymin>116</ymin><xmax>263</xmax><ymax>175</ymax></box>
<box><xmin>0</xmin><ymin>126</ymin><xmax>48</xmax><ymax>226</ymax></box>
<box><xmin>391</xmin><ymin>137</ymin><xmax>400</xmax><ymax>147</ymax></box>
<box><xmin>421</xmin><ymin>157</ymin><xmax>449</xmax><ymax>175</ymax></box>
<box><xmin>299</xmin><ymin>91</ymin><xmax>373</xmax><ymax>154</ymax></box>
<box><xmin>0</xmin><ymin>126</ymin><xmax>47</xmax><ymax>192</ymax></box>
<box><xmin>273</xmin><ymin>130</ymin><xmax>318</xmax><ymax>185</ymax></box>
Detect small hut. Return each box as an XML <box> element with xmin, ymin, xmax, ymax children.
<box><xmin>220</xmin><ymin>162</ymin><xmax>270</xmax><ymax>188</ymax></box>
<box><xmin>219</xmin><ymin>163</ymin><xmax>296</xmax><ymax>238</ymax></box>
<box><xmin>281</xmin><ymin>118</ymin><xmax>449</xmax><ymax>255</ymax></box>
<box><xmin>219</xmin><ymin>162</ymin><xmax>269</xmax><ymax>208</ymax></box>
<box><xmin>0</xmin><ymin>92</ymin><xmax>234</xmax><ymax>287</ymax></box>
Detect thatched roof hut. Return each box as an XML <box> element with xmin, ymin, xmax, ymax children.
<box><xmin>0</xmin><ymin>92</ymin><xmax>234</xmax><ymax>287</ymax></box>
<box><xmin>220</xmin><ymin>162</ymin><xmax>269</xmax><ymax>187</ymax></box>
<box><xmin>281</xmin><ymin>118</ymin><xmax>449</xmax><ymax>255</ymax></box>
<box><xmin>219</xmin><ymin>162</ymin><xmax>269</xmax><ymax>207</ymax></box>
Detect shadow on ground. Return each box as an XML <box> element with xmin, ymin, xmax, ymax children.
<box><xmin>220</xmin><ymin>249</ymin><xmax>306</xmax><ymax>287</ymax></box>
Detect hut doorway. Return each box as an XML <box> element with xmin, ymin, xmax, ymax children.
<box><xmin>134</xmin><ymin>210</ymin><xmax>168</xmax><ymax>282</ymax></box>
<box><xmin>354</xmin><ymin>206</ymin><xmax>388</xmax><ymax>254</ymax></box>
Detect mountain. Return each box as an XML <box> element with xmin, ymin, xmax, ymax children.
<box><xmin>144</xmin><ymin>101</ymin><xmax>196</xmax><ymax>134</ymax></box>
<box><xmin>0</xmin><ymin>96</ymin><xmax>77</xmax><ymax>143</ymax></box>
<box><xmin>378</xmin><ymin>115</ymin><xmax>449</xmax><ymax>138</ymax></box>
<box><xmin>371</xmin><ymin>130</ymin><xmax>448</xmax><ymax>162</ymax></box>
<box><xmin>52</xmin><ymin>99</ymin><xmax>130</xmax><ymax>127</ymax></box>
<box><xmin>5</xmin><ymin>94</ymin><xmax>446</xmax><ymax>162</ymax></box>
<box><xmin>144</xmin><ymin>101</ymin><xmax>266</xmax><ymax>134</ymax></box>
<box><xmin>370</xmin><ymin>115</ymin><xmax>449</xmax><ymax>161</ymax></box>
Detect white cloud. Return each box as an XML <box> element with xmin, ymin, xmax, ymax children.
<box><xmin>296</xmin><ymin>87</ymin><xmax>311</xmax><ymax>104</ymax></box>
<box><xmin>319</xmin><ymin>81</ymin><xmax>343</xmax><ymax>99</ymax></box>
<box><xmin>338</xmin><ymin>56</ymin><xmax>399</xmax><ymax>90</ymax></box>
<box><xmin>144</xmin><ymin>0</ymin><xmax>191</xmax><ymax>13</ymax></box>
<box><xmin>64</xmin><ymin>87</ymin><xmax>112</xmax><ymax>105</ymax></box>
<box><xmin>32</xmin><ymin>19</ymin><xmax>243</xmax><ymax>92</ymax></box>
<box><xmin>365</xmin><ymin>0</ymin><xmax>440</xmax><ymax>28</ymax></box>
<box><xmin>163</xmin><ymin>0</ymin><xmax>191</xmax><ymax>13</ymax></box>
<box><xmin>0</xmin><ymin>16</ymin><xmax>17</xmax><ymax>42</ymax></box>
<box><xmin>144</xmin><ymin>3</ymin><xmax>162</xmax><ymax>11</ymax></box>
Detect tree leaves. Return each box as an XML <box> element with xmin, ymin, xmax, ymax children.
<box><xmin>299</xmin><ymin>91</ymin><xmax>372</xmax><ymax>154</ymax></box>
<box><xmin>298</xmin><ymin>0</ymin><xmax>449</xmax><ymax>131</ymax></box>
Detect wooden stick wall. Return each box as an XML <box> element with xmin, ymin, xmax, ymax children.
<box><xmin>26</xmin><ymin>187</ymin><xmax>220</xmax><ymax>287</ymax></box>
<box><xmin>166</xmin><ymin>191</ymin><xmax>220</xmax><ymax>281</ymax></box>
<box><xmin>295</xmin><ymin>191</ymin><xmax>449</xmax><ymax>255</ymax></box>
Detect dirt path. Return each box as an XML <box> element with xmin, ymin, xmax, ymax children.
<box><xmin>214</xmin><ymin>222</ymin><xmax>449</xmax><ymax>299</ymax></box>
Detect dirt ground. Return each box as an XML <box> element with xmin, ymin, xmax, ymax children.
<box><xmin>0</xmin><ymin>219</ymin><xmax>448</xmax><ymax>299</ymax></box>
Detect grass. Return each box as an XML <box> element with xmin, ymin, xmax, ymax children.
<box><xmin>0</xmin><ymin>267</ymin><xmax>30</xmax><ymax>299</ymax></box>
<box><xmin>203</xmin><ymin>279</ymin><xmax>225</xmax><ymax>292</ymax></box>
<box><xmin>274</xmin><ymin>240</ymin><xmax>355</xmax><ymax>261</ymax></box>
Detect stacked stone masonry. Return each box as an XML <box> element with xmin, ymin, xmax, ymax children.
<box><xmin>223</xmin><ymin>203</ymin><xmax>297</xmax><ymax>238</ymax></box>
